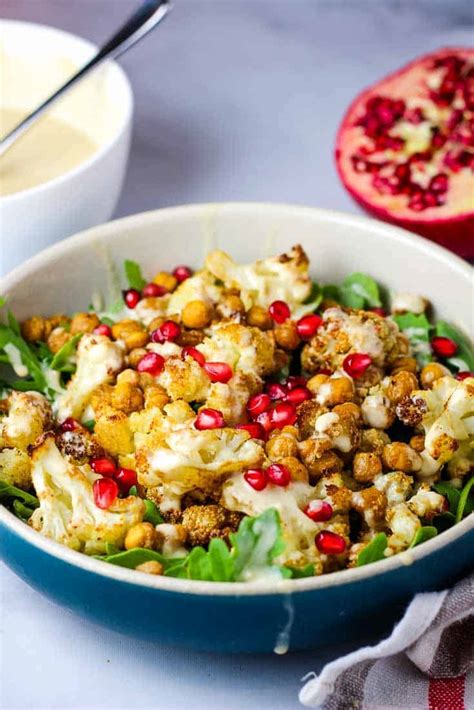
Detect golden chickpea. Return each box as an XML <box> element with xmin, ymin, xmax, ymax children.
<box><xmin>144</xmin><ymin>386</ymin><xmax>170</xmax><ymax>410</ymax></box>
<box><xmin>153</xmin><ymin>271</ymin><xmax>178</xmax><ymax>292</ymax></box>
<box><xmin>382</xmin><ymin>442</ymin><xmax>422</xmax><ymax>473</ymax></box>
<box><xmin>128</xmin><ymin>348</ymin><xmax>148</xmax><ymax>368</ymax></box>
<box><xmin>353</xmin><ymin>452</ymin><xmax>382</xmax><ymax>483</ymax></box>
<box><xmin>124</xmin><ymin>330</ymin><xmax>149</xmax><ymax>352</ymax></box>
<box><xmin>176</xmin><ymin>329</ymin><xmax>204</xmax><ymax>347</ymax></box>
<box><xmin>322</xmin><ymin>376</ymin><xmax>355</xmax><ymax>406</ymax></box>
<box><xmin>182</xmin><ymin>300</ymin><xmax>213</xmax><ymax>329</ymax></box>
<box><xmin>47</xmin><ymin>327</ymin><xmax>71</xmax><ymax>354</ymax></box>
<box><xmin>124</xmin><ymin>522</ymin><xmax>157</xmax><ymax>550</ymax></box>
<box><xmin>111</xmin><ymin>382</ymin><xmax>144</xmax><ymax>414</ymax></box>
<box><xmin>147</xmin><ymin>316</ymin><xmax>166</xmax><ymax>333</ymax></box>
<box><xmin>217</xmin><ymin>294</ymin><xmax>246</xmax><ymax>318</ymax></box>
<box><xmin>70</xmin><ymin>312</ymin><xmax>100</xmax><ymax>335</ymax></box>
<box><xmin>330</xmin><ymin>486</ymin><xmax>353</xmax><ymax>514</ymax></box>
<box><xmin>420</xmin><ymin>362</ymin><xmax>451</xmax><ymax>389</ymax></box>
<box><xmin>47</xmin><ymin>314</ymin><xmax>70</xmax><ymax>330</ymax></box>
<box><xmin>306</xmin><ymin>373</ymin><xmax>330</xmax><ymax>395</ymax></box>
<box><xmin>387</xmin><ymin>371</ymin><xmax>418</xmax><ymax>404</ymax></box>
<box><xmin>274</xmin><ymin>321</ymin><xmax>301</xmax><ymax>350</ymax></box>
<box><xmin>135</xmin><ymin>560</ymin><xmax>164</xmax><ymax>575</ymax></box>
<box><xmin>359</xmin><ymin>428</ymin><xmax>391</xmax><ymax>455</ymax></box>
<box><xmin>333</xmin><ymin>402</ymin><xmax>362</xmax><ymax>422</ymax></box>
<box><xmin>352</xmin><ymin>487</ymin><xmax>387</xmax><ymax>523</ymax></box>
<box><xmin>306</xmin><ymin>451</ymin><xmax>344</xmax><ymax>481</ymax></box>
<box><xmin>391</xmin><ymin>356</ymin><xmax>418</xmax><ymax>375</ymax></box>
<box><xmin>117</xmin><ymin>369</ymin><xmax>141</xmax><ymax>386</ymax></box>
<box><xmin>409</xmin><ymin>434</ymin><xmax>425</xmax><ymax>453</ymax></box>
<box><xmin>279</xmin><ymin>456</ymin><xmax>308</xmax><ymax>483</ymax></box>
<box><xmin>21</xmin><ymin>316</ymin><xmax>48</xmax><ymax>342</ymax></box>
<box><xmin>265</xmin><ymin>432</ymin><xmax>298</xmax><ymax>460</ymax></box>
<box><xmin>246</xmin><ymin>305</ymin><xmax>272</xmax><ymax>330</ymax></box>
<box><xmin>112</xmin><ymin>319</ymin><xmax>143</xmax><ymax>341</ymax></box>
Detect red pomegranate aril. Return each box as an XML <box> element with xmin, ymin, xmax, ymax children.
<box><xmin>265</xmin><ymin>382</ymin><xmax>288</xmax><ymax>401</ymax></box>
<box><xmin>236</xmin><ymin>422</ymin><xmax>267</xmax><ymax>440</ymax></box>
<box><xmin>431</xmin><ymin>336</ymin><xmax>458</xmax><ymax>358</ymax></box>
<box><xmin>93</xmin><ymin>478</ymin><xmax>119</xmax><ymax>509</ymax></box>
<box><xmin>268</xmin><ymin>300</ymin><xmax>291</xmax><ymax>324</ymax></box>
<box><xmin>142</xmin><ymin>282</ymin><xmax>167</xmax><ymax>298</ymax></box>
<box><xmin>123</xmin><ymin>289</ymin><xmax>141</xmax><ymax>309</ymax></box>
<box><xmin>270</xmin><ymin>402</ymin><xmax>297</xmax><ymax>429</ymax></box>
<box><xmin>172</xmin><ymin>265</ymin><xmax>193</xmax><ymax>283</ymax></box>
<box><xmin>429</xmin><ymin>173</ymin><xmax>449</xmax><ymax>193</ymax></box>
<box><xmin>285</xmin><ymin>375</ymin><xmax>307</xmax><ymax>390</ymax></box>
<box><xmin>93</xmin><ymin>324</ymin><xmax>112</xmax><ymax>337</ymax></box>
<box><xmin>304</xmin><ymin>500</ymin><xmax>333</xmax><ymax>522</ymax></box>
<box><xmin>255</xmin><ymin>409</ymin><xmax>273</xmax><ymax>433</ymax></box>
<box><xmin>203</xmin><ymin>361</ymin><xmax>233</xmax><ymax>383</ymax></box>
<box><xmin>136</xmin><ymin>352</ymin><xmax>165</xmax><ymax>376</ymax></box>
<box><xmin>342</xmin><ymin>352</ymin><xmax>372</xmax><ymax>379</ymax></box>
<box><xmin>315</xmin><ymin>530</ymin><xmax>347</xmax><ymax>555</ymax></box>
<box><xmin>287</xmin><ymin>386</ymin><xmax>312</xmax><ymax>405</ymax></box>
<box><xmin>181</xmin><ymin>346</ymin><xmax>206</xmax><ymax>366</ymax></box>
<box><xmin>151</xmin><ymin>320</ymin><xmax>181</xmax><ymax>343</ymax></box>
<box><xmin>456</xmin><ymin>371</ymin><xmax>473</xmax><ymax>381</ymax></box>
<box><xmin>90</xmin><ymin>458</ymin><xmax>116</xmax><ymax>477</ymax></box>
<box><xmin>60</xmin><ymin>417</ymin><xmax>80</xmax><ymax>432</ymax></box>
<box><xmin>194</xmin><ymin>408</ymin><xmax>225</xmax><ymax>430</ymax></box>
<box><xmin>266</xmin><ymin>463</ymin><xmax>291</xmax><ymax>487</ymax></box>
<box><xmin>296</xmin><ymin>313</ymin><xmax>323</xmax><ymax>339</ymax></box>
<box><xmin>247</xmin><ymin>393</ymin><xmax>271</xmax><ymax>418</ymax></box>
<box><xmin>370</xmin><ymin>307</ymin><xmax>386</xmax><ymax>317</ymax></box>
<box><xmin>244</xmin><ymin>469</ymin><xmax>267</xmax><ymax>491</ymax></box>
<box><xmin>115</xmin><ymin>467</ymin><xmax>138</xmax><ymax>493</ymax></box>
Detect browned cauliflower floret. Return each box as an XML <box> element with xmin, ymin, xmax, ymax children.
<box><xmin>302</xmin><ymin>307</ymin><xmax>407</xmax><ymax>374</ymax></box>
<box><xmin>156</xmin><ymin>353</ymin><xmax>210</xmax><ymax>402</ymax></box>
<box><xmin>94</xmin><ymin>405</ymin><xmax>134</xmax><ymax>455</ymax></box>
<box><xmin>0</xmin><ymin>391</ymin><xmax>51</xmax><ymax>450</ymax></box>
<box><xmin>0</xmin><ymin>447</ymin><xmax>32</xmax><ymax>489</ymax></box>
<box><xmin>181</xmin><ymin>504</ymin><xmax>242</xmax><ymax>546</ymax></box>
<box><xmin>197</xmin><ymin>322</ymin><xmax>279</xmax><ymax>377</ymax></box>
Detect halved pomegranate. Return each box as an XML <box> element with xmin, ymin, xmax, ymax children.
<box><xmin>335</xmin><ymin>48</ymin><xmax>474</xmax><ymax>258</ymax></box>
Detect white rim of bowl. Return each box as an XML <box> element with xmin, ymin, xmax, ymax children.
<box><xmin>0</xmin><ymin>19</ymin><xmax>133</xmax><ymax>203</ymax></box>
<box><xmin>0</xmin><ymin>202</ymin><xmax>473</xmax><ymax>597</ymax></box>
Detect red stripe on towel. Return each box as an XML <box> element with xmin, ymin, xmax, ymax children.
<box><xmin>428</xmin><ymin>676</ymin><xmax>465</xmax><ymax>710</ymax></box>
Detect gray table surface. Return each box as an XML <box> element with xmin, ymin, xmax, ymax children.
<box><xmin>1</xmin><ymin>1</ymin><xmax>472</xmax><ymax>709</ymax></box>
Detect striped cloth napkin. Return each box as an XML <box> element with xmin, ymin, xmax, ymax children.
<box><xmin>299</xmin><ymin>575</ymin><xmax>473</xmax><ymax>710</ymax></box>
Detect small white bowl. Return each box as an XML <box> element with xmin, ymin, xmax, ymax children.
<box><xmin>0</xmin><ymin>20</ymin><xmax>133</xmax><ymax>275</ymax></box>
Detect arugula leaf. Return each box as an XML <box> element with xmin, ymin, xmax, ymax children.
<box><xmin>0</xmin><ymin>480</ymin><xmax>39</xmax><ymax>508</ymax></box>
<box><xmin>50</xmin><ymin>334</ymin><xmax>82</xmax><ymax>372</ymax></box>
<box><xmin>393</xmin><ymin>312</ymin><xmax>433</xmax><ymax>367</ymax></box>
<box><xmin>7</xmin><ymin>311</ymin><xmax>21</xmax><ymax>336</ymax></box>
<box><xmin>12</xmin><ymin>499</ymin><xmax>35</xmax><ymax>521</ymax></box>
<box><xmin>0</xmin><ymin>323</ymin><xmax>48</xmax><ymax>393</ymax></box>
<box><xmin>230</xmin><ymin>508</ymin><xmax>286</xmax><ymax>581</ymax></box>
<box><xmin>143</xmin><ymin>499</ymin><xmax>164</xmax><ymax>526</ymax></box>
<box><xmin>434</xmin><ymin>321</ymin><xmax>474</xmax><ymax>372</ymax></box>
<box><xmin>321</xmin><ymin>284</ymin><xmax>341</xmax><ymax>303</ymax></box>
<box><xmin>0</xmin><ymin>296</ymin><xmax>7</xmax><ymax>308</ymax></box>
<box><xmin>304</xmin><ymin>281</ymin><xmax>322</xmax><ymax>305</ymax></box>
<box><xmin>434</xmin><ymin>481</ymin><xmax>460</xmax><ymax>515</ymax></box>
<box><xmin>83</xmin><ymin>419</ymin><xmax>95</xmax><ymax>432</ymax></box>
<box><xmin>433</xmin><ymin>511</ymin><xmax>456</xmax><ymax>533</ymax></box>
<box><xmin>356</xmin><ymin>533</ymin><xmax>388</xmax><ymax>566</ymax></box>
<box><xmin>100</xmin><ymin>317</ymin><xmax>115</xmax><ymax>327</ymax></box>
<box><xmin>98</xmin><ymin>548</ymin><xmax>166</xmax><ymax>569</ymax></box>
<box><xmin>340</xmin><ymin>273</ymin><xmax>382</xmax><ymax>309</ymax></box>
<box><xmin>124</xmin><ymin>260</ymin><xmax>146</xmax><ymax>291</ymax></box>
<box><xmin>286</xmin><ymin>564</ymin><xmax>315</xmax><ymax>578</ymax></box>
<box><xmin>409</xmin><ymin>526</ymin><xmax>437</xmax><ymax>548</ymax></box>
<box><xmin>456</xmin><ymin>476</ymin><xmax>474</xmax><ymax>523</ymax></box>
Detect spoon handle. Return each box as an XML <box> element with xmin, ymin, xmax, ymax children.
<box><xmin>0</xmin><ymin>0</ymin><xmax>171</xmax><ymax>157</ymax></box>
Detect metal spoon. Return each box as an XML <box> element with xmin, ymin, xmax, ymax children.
<box><xmin>0</xmin><ymin>0</ymin><xmax>171</xmax><ymax>157</ymax></box>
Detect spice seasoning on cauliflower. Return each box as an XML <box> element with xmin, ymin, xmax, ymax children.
<box><xmin>0</xmin><ymin>247</ymin><xmax>472</xmax><ymax>581</ymax></box>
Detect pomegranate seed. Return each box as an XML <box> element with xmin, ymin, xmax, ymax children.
<box><xmin>285</xmin><ymin>375</ymin><xmax>307</xmax><ymax>390</ymax></box>
<box><xmin>270</xmin><ymin>402</ymin><xmax>297</xmax><ymax>429</ymax></box>
<box><xmin>244</xmin><ymin>468</ymin><xmax>267</xmax><ymax>491</ymax></box>
<box><xmin>255</xmin><ymin>410</ymin><xmax>273</xmax><ymax>433</ymax></box>
<box><xmin>60</xmin><ymin>417</ymin><xmax>80</xmax><ymax>432</ymax></box>
<box><xmin>342</xmin><ymin>353</ymin><xmax>372</xmax><ymax>378</ymax></box>
<box><xmin>203</xmin><ymin>361</ymin><xmax>233</xmax><ymax>383</ymax></box>
<box><xmin>93</xmin><ymin>478</ymin><xmax>119</xmax><ymax>509</ymax></box>
<box><xmin>296</xmin><ymin>313</ymin><xmax>323</xmax><ymax>339</ymax></box>
<box><xmin>181</xmin><ymin>346</ymin><xmax>206</xmax><ymax>366</ymax></box>
<box><xmin>194</xmin><ymin>408</ymin><xmax>225</xmax><ymax>430</ymax></box>
<box><xmin>370</xmin><ymin>307</ymin><xmax>386</xmax><ymax>317</ymax></box>
<box><xmin>315</xmin><ymin>530</ymin><xmax>347</xmax><ymax>555</ymax></box>
<box><xmin>268</xmin><ymin>300</ymin><xmax>291</xmax><ymax>324</ymax></box>
<box><xmin>142</xmin><ymin>283</ymin><xmax>167</xmax><ymax>298</ymax></box>
<box><xmin>304</xmin><ymin>500</ymin><xmax>333</xmax><ymax>522</ymax></box>
<box><xmin>286</xmin><ymin>386</ymin><xmax>312</xmax><ymax>405</ymax></box>
<box><xmin>429</xmin><ymin>173</ymin><xmax>448</xmax><ymax>193</ymax></box>
<box><xmin>456</xmin><ymin>371</ymin><xmax>473</xmax><ymax>381</ymax></box>
<box><xmin>151</xmin><ymin>320</ymin><xmax>181</xmax><ymax>343</ymax></box>
<box><xmin>123</xmin><ymin>289</ymin><xmax>141</xmax><ymax>309</ymax></box>
<box><xmin>266</xmin><ymin>463</ymin><xmax>291</xmax><ymax>487</ymax></box>
<box><xmin>247</xmin><ymin>393</ymin><xmax>271</xmax><ymax>418</ymax></box>
<box><xmin>115</xmin><ymin>467</ymin><xmax>138</xmax><ymax>494</ymax></box>
<box><xmin>173</xmin><ymin>265</ymin><xmax>193</xmax><ymax>283</ymax></box>
<box><xmin>431</xmin><ymin>336</ymin><xmax>458</xmax><ymax>358</ymax></box>
<box><xmin>93</xmin><ymin>324</ymin><xmax>112</xmax><ymax>337</ymax></box>
<box><xmin>236</xmin><ymin>423</ymin><xmax>267</xmax><ymax>440</ymax></box>
<box><xmin>137</xmin><ymin>352</ymin><xmax>165</xmax><ymax>376</ymax></box>
<box><xmin>265</xmin><ymin>382</ymin><xmax>288</xmax><ymax>401</ymax></box>
<box><xmin>90</xmin><ymin>458</ymin><xmax>116</xmax><ymax>477</ymax></box>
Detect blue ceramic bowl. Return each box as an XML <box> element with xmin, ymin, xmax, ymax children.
<box><xmin>1</xmin><ymin>204</ymin><xmax>473</xmax><ymax>653</ymax></box>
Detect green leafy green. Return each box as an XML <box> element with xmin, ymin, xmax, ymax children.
<box><xmin>321</xmin><ymin>284</ymin><xmax>341</xmax><ymax>302</ymax></box>
<box><xmin>393</xmin><ymin>312</ymin><xmax>433</xmax><ymax>367</ymax></box>
<box><xmin>340</xmin><ymin>273</ymin><xmax>382</xmax><ymax>309</ymax></box>
<box><xmin>50</xmin><ymin>333</ymin><xmax>82</xmax><ymax>372</ymax></box>
<box><xmin>286</xmin><ymin>564</ymin><xmax>315</xmax><ymax>578</ymax></box>
<box><xmin>0</xmin><ymin>296</ymin><xmax>7</xmax><ymax>308</ymax></box>
<box><xmin>124</xmin><ymin>260</ymin><xmax>146</xmax><ymax>291</ymax></box>
<box><xmin>97</xmin><ymin>547</ymin><xmax>166</xmax><ymax>569</ymax></box>
<box><xmin>0</xmin><ymin>321</ymin><xmax>47</xmax><ymax>393</ymax></box>
<box><xmin>434</xmin><ymin>481</ymin><xmax>460</xmax><ymax>515</ymax></box>
<box><xmin>434</xmin><ymin>321</ymin><xmax>474</xmax><ymax>373</ymax></box>
<box><xmin>100</xmin><ymin>316</ymin><xmax>115</xmax><ymax>327</ymax></box>
<box><xmin>12</xmin><ymin>499</ymin><xmax>35</xmax><ymax>521</ymax></box>
<box><xmin>456</xmin><ymin>476</ymin><xmax>474</xmax><ymax>523</ymax></box>
<box><xmin>83</xmin><ymin>419</ymin><xmax>95</xmax><ymax>432</ymax></box>
<box><xmin>409</xmin><ymin>526</ymin><xmax>437</xmax><ymax>548</ymax></box>
<box><xmin>143</xmin><ymin>499</ymin><xmax>164</xmax><ymax>526</ymax></box>
<box><xmin>230</xmin><ymin>508</ymin><xmax>287</xmax><ymax>581</ymax></box>
<box><xmin>433</xmin><ymin>511</ymin><xmax>456</xmax><ymax>533</ymax></box>
<box><xmin>0</xmin><ymin>480</ymin><xmax>39</xmax><ymax>509</ymax></box>
<box><xmin>356</xmin><ymin>533</ymin><xmax>388</xmax><ymax>566</ymax></box>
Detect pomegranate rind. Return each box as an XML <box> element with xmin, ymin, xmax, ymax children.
<box><xmin>335</xmin><ymin>48</ymin><xmax>474</xmax><ymax>258</ymax></box>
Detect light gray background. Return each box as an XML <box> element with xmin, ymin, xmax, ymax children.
<box><xmin>1</xmin><ymin>1</ymin><xmax>472</xmax><ymax>709</ymax></box>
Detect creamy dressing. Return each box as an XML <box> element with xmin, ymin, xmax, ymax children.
<box><xmin>0</xmin><ymin>108</ymin><xmax>98</xmax><ymax>195</ymax></box>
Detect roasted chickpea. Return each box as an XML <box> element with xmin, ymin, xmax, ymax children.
<box><xmin>147</xmin><ymin>316</ymin><xmax>166</xmax><ymax>333</ymax></box>
<box><xmin>246</xmin><ymin>305</ymin><xmax>272</xmax><ymax>330</ymax></box>
<box><xmin>352</xmin><ymin>452</ymin><xmax>382</xmax><ymax>483</ymax></box>
<box><xmin>217</xmin><ymin>294</ymin><xmax>246</xmax><ymax>318</ymax></box>
<box><xmin>182</xmin><ymin>300</ymin><xmax>213</xmax><ymax>329</ymax></box>
<box><xmin>382</xmin><ymin>442</ymin><xmax>422</xmax><ymax>473</ymax></box>
<box><xmin>333</xmin><ymin>402</ymin><xmax>362</xmax><ymax>422</ymax></box>
<box><xmin>420</xmin><ymin>362</ymin><xmax>451</xmax><ymax>389</ymax></box>
<box><xmin>70</xmin><ymin>312</ymin><xmax>100</xmax><ymax>335</ymax></box>
<box><xmin>124</xmin><ymin>522</ymin><xmax>157</xmax><ymax>550</ymax></box>
<box><xmin>47</xmin><ymin>327</ymin><xmax>71</xmax><ymax>354</ymax></box>
<box><xmin>135</xmin><ymin>560</ymin><xmax>164</xmax><ymax>575</ymax></box>
<box><xmin>176</xmin><ymin>329</ymin><xmax>204</xmax><ymax>347</ymax></box>
<box><xmin>391</xmin><ymin>356</ymin><xmax>418</xmax><ymax>375</ymax></box>
<box><xmin>274</xmin><ymin>321</ymin><xmax>301</xmax><ymax>350</ymax></box>
<box><xmin>352</xmin><ymin>487</ymin><xmax>387</xmax><ymax>524</ymax></box>
<box><xmin>306</xmin><ymin>451</ymin><xmax>344</xmax><ymax>481</ymax></box>
<box><xmin>278</xmin><ymin>456</ymin><xmax>308</xmax><ymax>483</ymax></box>
<box><xmin>117</xmin><ymin>369</ymin><xmax>140</xmax><ymax>386</ymax></box>
<box><xmin>21</xmin><ymin>316</ymin><xmax>47</xmax><ymax>342</ymax></box>
<box><xmin>153</xmin><ymin>271</ymin><xmax>178</xmax><ymax>292</ymax></box>
<box><xmin>111</xmin><ymin>319</ymin><xmax>143</xmax><ymax>341</ymax></box>
<box><xmin>409</xmin><ymin>434</ymin><xmax>425</xmax><ymax>453</ymax></box>
<box><xmin>359</xmin><ymin>428</ymin><xmax>391</xmax><ymax>455</ymax></box>
<box><xmin>144</xmin><ymin>386</ymin><xmax>170</xmax><ymax>409</ymax></box>
<box><xmin>111</xmin><ymin>382</ymin><xmax>144</xmax><ymax>414</ymax></box>
<box><xmin>265</xmin><ymin>432</ymin><xmax>299</xmax><ymax>460</ymax></box>
<box><xmin>306</xmin><ymin>373</ymin><xmax>330</xmax><ymax>395</ymax></box>
<box><xmin>124</xmin><ymin>329</ymin><xmax>149</xmax><ymax>351</ymax></box>
<box><xmin>387</xmin><ymin>371</ymin><xmax>418</xmax><ymax>404</ymax></box>
<box><xmin>128</xmin><ymin>347</ymin><xmax>148</xmax><ymax>368</ymax></box>
<box><xmin>318</xmin><ymin>376</ymin><xmax>355</xmax><ymax>406</ymax></box>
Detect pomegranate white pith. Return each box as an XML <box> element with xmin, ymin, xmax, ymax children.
<box><xmin>336</xmin><ymin>48</ymin><xmax>474</xmax><ymax>257</ymax></box>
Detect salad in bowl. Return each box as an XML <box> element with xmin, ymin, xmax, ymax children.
<box><xmin>1</xmin><ymin>242</ymin><xmax>472</xmax><ymax>584</ymax></box>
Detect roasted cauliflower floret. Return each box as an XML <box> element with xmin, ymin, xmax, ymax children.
<box><xmin>197</xmin><ymin>322</ymin><xmax>279</xmax><ymax>377</ymax></box>
<box><xmin>0</xmin><ymin>447</ymin><xmax>32</xmax><ymax>489</ymax></box>
<box><xmin>181</xmin><ymin>504</ymin><xmax>242</xmax><ymax>547</ymax></box>
<box><xmin>407</xmin><ymin>484</ymin><xmax>445</xmax><ymax>519</ymax></box>
<box><xmin>166</xmin><ymin>270</ymin><xmax>223</xmax><ymax>315</ymax></box>
<box><xmin>302</xmin><ymin>307</ymin><xmax>407</xmax><ymax>374</ymax></box>
<box><xmin>156</xmin><ymin>354</ymin><xmax>210</xmax><ymax>402</ymax></box>
<box><xmin>204</xmin><ymin>371</ymin><xmax>261</xmax><ymax>426</ymax></box>
<box><xmin>0</xmin><ymin>391</ymin><xmax>51</xmax><ymax>450</ymax></box>
<box><xmin>386</xmin><ymin>502</ymin><xmax>421</xmax><ymax>553</ymax></box>
<box><xmin>55</xmin><ymin>334</ymin><xmax>124</xmax><ymax>421</ymax></box>
<box><xmin>94</xmin><ymin>405</ymin><xmax>134</xmax><ymax>456</ymax></box>
<box><xmin>30</xmin><ymin>436</ymin><xmax>144</xmax><ymax>554</ymax></box>
<box><xmin>205</xmin><ymin>245</ymin><xmax>312</xmax><ymax>312</ymax></box>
